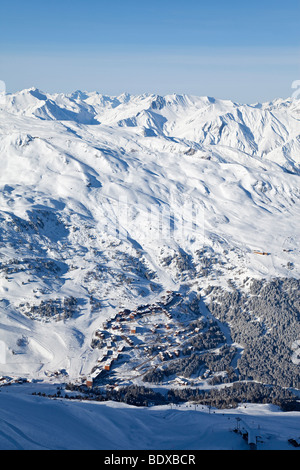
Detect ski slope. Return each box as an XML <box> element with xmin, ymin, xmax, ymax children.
<box><xmin>0</xmin><ymin>383</ymin><xmax>299</xmax><ymax>450</ymax></box>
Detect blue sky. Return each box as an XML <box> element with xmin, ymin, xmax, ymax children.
<box><xmin>0</xmin><ymin>0</ymin><xmax>299</xmax><ymax>102</ymax></box>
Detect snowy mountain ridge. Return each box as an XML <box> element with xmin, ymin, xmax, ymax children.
<box><xmin>2</xmin><ymin>87</ymin><xmax>300</xmax><ymax>174</ymax></box>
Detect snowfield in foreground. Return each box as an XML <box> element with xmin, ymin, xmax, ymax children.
<box><xmin>0</xmin><ymin>384</ymin><xmax>299</xmax><ymax>450</ymax></box>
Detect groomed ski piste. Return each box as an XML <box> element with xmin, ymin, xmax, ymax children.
<box><xmin>0</xmin><ymin>383</ymin><xmax>299</xmax><ymax>450</ymax></box>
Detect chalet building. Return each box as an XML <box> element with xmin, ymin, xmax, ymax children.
<box><xmin>86</xmin><ymin>377</ymin><xmax>93</xmax><ymax>388</ymax></box>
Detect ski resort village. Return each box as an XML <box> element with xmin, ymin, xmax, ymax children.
<box><xmin>86</xmin><ymin>291</ymin><xmax>201</xmax><ymax>389</ymax></box>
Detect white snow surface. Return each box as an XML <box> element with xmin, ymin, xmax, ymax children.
<box><xmin>0</xmin><ymin>383</ymin><xmax>299</xmax><ymax>450</ymax></box>
<box><xmin>0</xmin><ymin>89</ymin><xmax>299</xmax><ymax>450</ymax></box>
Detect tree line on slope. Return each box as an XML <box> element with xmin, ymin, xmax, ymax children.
<box><xmin>206</xmin><ymin>277</ymin><xmax>300</xmax><ymax>389</ymax></box>
<box><xmin>61</xmin><ymin>382</ymin><xmax>300</xmax><ymax>411</ymax></box>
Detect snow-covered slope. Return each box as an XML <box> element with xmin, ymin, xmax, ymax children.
<box><xmin>0</xmin><ymin>383</ymin><xmax>299</xmax><ymax>450</ymax></box>
<box><xmin>0</xmin><ymin>88</ymin><xmax>299</xmax><ymax>385</ymax></box>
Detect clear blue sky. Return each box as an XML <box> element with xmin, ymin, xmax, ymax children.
<box><xmin>0</xmin><ymin>0</ymin><xmax>299</xmax><ymax>102</ymax></box>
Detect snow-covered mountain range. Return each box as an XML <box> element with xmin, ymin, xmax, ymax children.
<box><xmin>0</xmin><ymin>87</ymin><xmax>299</xmax><ymax>391</ymax></box>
